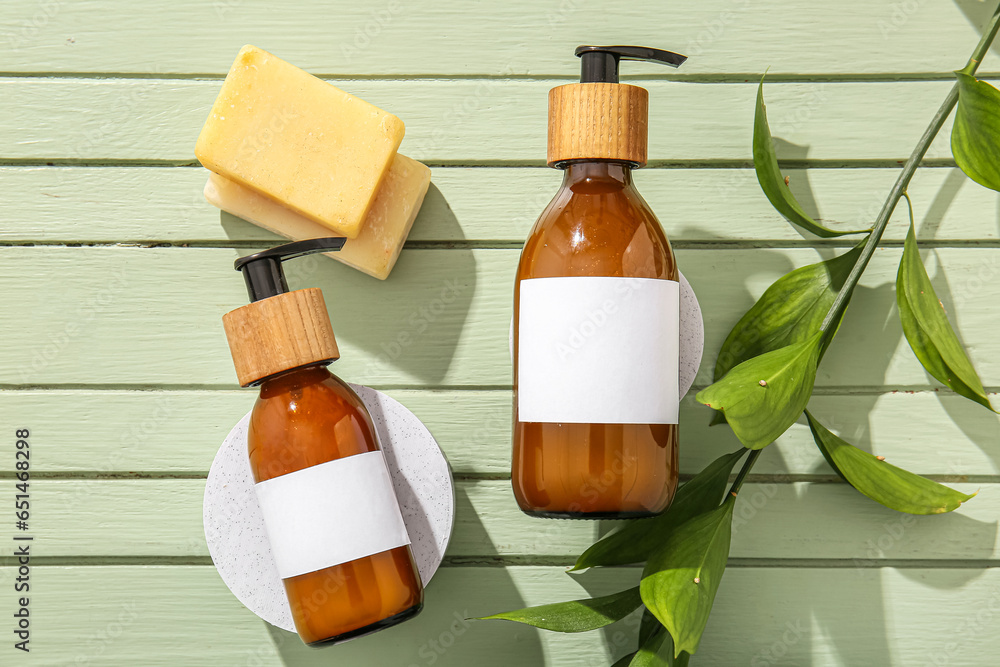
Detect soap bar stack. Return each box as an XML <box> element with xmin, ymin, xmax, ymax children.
<box><xmin>196</xmin><ymin>45</ymin><xmax>431</xmax><ymax>280</ymax></box>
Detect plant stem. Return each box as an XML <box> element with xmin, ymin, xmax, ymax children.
<box><xmin>820</xmin><ymin>3</ymin><xmax>1000</xmax><ymax>332</ymax></box>
<box><xmin>961</xmin><ymin>5</ymin><xmax>1000</xmax><ymax>76</ymax></box>
<box><xmin>727</xmin><ymin>449</ymin><xmax>761</xmax><ymax>498</ymax></box>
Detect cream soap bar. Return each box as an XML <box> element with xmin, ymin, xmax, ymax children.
<box><xmin>195</xmin><ymin>45</ymin><xmax>404</xmax><ymax>239</ymax></box>
<box><xmin>205</xmin><ymin>154</ymin><xmax>431</xmax><ymax>280</ymax></box>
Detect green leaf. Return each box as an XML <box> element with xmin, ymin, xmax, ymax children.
<box><xmin>713</xmin><ymin>240</ymin><xmax>866</xmax><ymax>382</ymax></box>
<box><xmin>697</xmin><ymin>333</ymin><xmax>824</xmax><ymax>449</ymax></box>
<box><xmin>805</xmin><ymin>411</ymin><xmax>976</xmax><ymax>514</ymax></box>
<box><xmin>896</xmin><ymin>196</ymin><xmax>994</xmax><ymax>411</ymax></box>
<box><xmin>641</xmin><ymin>499</ymin><xmax>735</xmax><ymax>657</ymax></box>
<box><xmin>630</xmin><ymin>613</ymin><xmax>691</xmax><ymax>666</ymax></box>
<box><xmin>475</xmin><ymin>587</ymin><xmax>642</xmax><ymax>633</ymax></box>
<box><xmin>612</xmin><ymin>653</ymin><xmax>638</xmax><ymax>667</ymax></box>
<box><xmin>639</xmin><ymin>608</ymin><xmax>661</xmax><ymax>647</ymax></box>
<box><xmin>630</xmin><ymin>628</ymin><xmax>671</xmax><ymax>667</ymax></box>
<box><xmin>952</xmin><ymin>72</ymin><xmax>1000</xmax><ymax>191</ymax></box>
<box><xmin>571</xmin><ymin>449</ymin><xmax>746</xmax><ymax>571</ymax></box>
<box><xmin>754</xmin><ymin>77</ymin><xmax>871</xmax><ymax>237</ymax></box>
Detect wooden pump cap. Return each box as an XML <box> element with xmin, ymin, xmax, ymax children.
<box><xmin>222</xmin><ymin>288</ymin><xmax>340</xmax><ymax>387</ymax></box>
<box><xmin>547</xmin><ymin>82</ymin><xmax>649</xmax><ymax>167</ymax></box>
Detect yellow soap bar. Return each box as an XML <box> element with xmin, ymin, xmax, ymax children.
<box><xmin>195</xmin><ymin>45</ymin><xmax>404</xmax><ymax>239</ymax></box>
<box><xmin>205</xmin><ymin>154</ymin><xmax>431</xmax><ymax>280</ymax></box>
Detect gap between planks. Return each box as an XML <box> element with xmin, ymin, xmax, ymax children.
<box><xmin>2</xmin><ymin>555</ymin><xmax>998</xmax><ymax>569</ymax></box>
<box><xmin>0</xmin><ymin>384</ymin><xmax>991</xmax><ymax>395</ymax></box>
<box><xmin>1</xmin><ymin>471</ymin><xmax>993</xmax><ymax>485</ymax></box>
<box><xmin>0</xmin><ymin>71</ymin><xmax>999</xmax><ymax>83</ymax></box>
<box><xmin>0</xmin><ymin>158</ymin><xmax>961</xmax><ymax>169</ymax></box>
<box><xmin>3</xmin><ymin>239</ymin><xmax>1000</xmax><ymax>250</ymax></box>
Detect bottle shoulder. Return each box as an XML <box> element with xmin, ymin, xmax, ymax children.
<box><xmin>519</xmin><ymin>181</ymin><xmax>676</xmax><ymax>280</ymax></box>
<box><xmin>247</xmin><ymin>369</ymin><xmax>379</xmax><ymax>482</ymax></box>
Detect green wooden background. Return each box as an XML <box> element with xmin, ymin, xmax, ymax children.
<box><xmin>3</xmin><ymin>1</ymin><xmax>1000</xmax><ymax>665</ymax></box>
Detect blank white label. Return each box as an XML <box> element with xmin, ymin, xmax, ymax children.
<box><xmin>517</xmin><ymin>276</ymin><xmax>679</xmax><ymax>425</ymax></box>
<box><xmin>254</xmin><ymin>450</ymin><xmax>411</xmax><ymax>579</ymax></box>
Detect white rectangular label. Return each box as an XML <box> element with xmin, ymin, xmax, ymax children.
<box><xmin>254</xmin><ymin>450</ymin><xmax>411</xmax><ymax>579</ymax></box>
<box><xmin>517</xmin><ymin>276</ymin><xmax>679</xmax><ymax>424</ymax></box>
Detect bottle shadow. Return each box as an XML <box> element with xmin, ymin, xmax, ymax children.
<box><xmin>220</xmin><ymin>182</ymin><xmax>479</xmax><ymax>386</ymax></box>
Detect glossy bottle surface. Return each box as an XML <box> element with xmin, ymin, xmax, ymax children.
<box><xmin>513</xmin><ymin>161</ymin><xmax>679</xmax><ymax>519</ymax></box>
<box><xmin>248</xmin><ymin>365</ymin><xmax>422</xmax><ymax>645</ymax></box>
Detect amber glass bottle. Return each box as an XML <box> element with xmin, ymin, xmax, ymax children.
<box><xmin>512</xmin><ymin>46</ymin><xmax>687</xmax><ymax>519</ymax></box>
<box><xmin>248</xmin><ymin>364</ymin><xmax>422</xmax><ymax>645</ymax></box>
<box><xmin>222</xmin><ymin>239</ymin><xmax>422</xmax><ymax>646</ymax></box>
<box><xmin>513</xmin><ymin>160</ymin><xmax>679</xmax><ymax>518</ymax></box>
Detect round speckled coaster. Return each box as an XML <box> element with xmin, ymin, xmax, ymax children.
<box><xmin>508</xmin><ymin>271</ymin><xmax>705</xmax><ymax>397</ymax></box>
<box><xmin>677</xmin><ymin>271</ymin><xmax>705</xmax><ymax>397</ymax></box>
<box><xmin>203</xmin><ymin>384</ymin><xmax>455</xmax><ymax>634</ymax></box>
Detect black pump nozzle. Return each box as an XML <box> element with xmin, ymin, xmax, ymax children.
<box><xmin>575</xmin><ymin>45</ymin><xmax>687</xmax><ymax>84</ymax></box>
<box><xmin>234</xmin><ymin>238</ymin><xmax>346</xmax><ymax>302</ymax></box>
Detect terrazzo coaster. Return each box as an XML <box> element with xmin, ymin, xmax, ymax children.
<box><xmin>509</xmin><ymin>271</ymin><xmax>705</xmax><ymax>397</ymax></box>
<box><xmin>676</xmin><ymin>271</ymin><xmax>704</xmax><ymax>397</ymax></box>
<box><xmin>203</xmin><ymin>384</ymin><xmax>455</xmax><ymax>634</ymax></box>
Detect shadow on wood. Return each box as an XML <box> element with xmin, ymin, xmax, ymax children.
<box><xmin>221</xmin><ymin>182</ymin><xmax>478</xmax><ymax>385</ymax></box>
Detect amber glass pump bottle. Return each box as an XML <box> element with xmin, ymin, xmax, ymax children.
<box><xmin>222</xmin><ymin>239</ymin><xmax>422</xmax><ymax>646</ymax></box>
<box><xmin>513</xmin><ymin>46</ymin><xmax>687</xmax><ymax>519</ymax></box>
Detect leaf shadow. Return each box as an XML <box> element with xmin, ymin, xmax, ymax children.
<box><xmin>672</xmin><ymin>224</ymin><xmax>799</xmax><ymax>388</ymax></box>
<box><xmin>820</xmin><ymin>281</ymin><xmax>900</xmax><ymax>388</ymax></box>
<box><xmin>571</xmin><ymin>566</ymin><xmax>646</xmax><ymax>664</ymax></box>
<box><xmin>955</xmin><ymin>0</ymin><xmax>1000</xmax><ymax>60</ymax></box>
<box><xmin>910</xmin><ymin>169</ymin><xmax>1000</xmax><ymax>469</ymax></box>
<box><xmin>914</xmin><ymin>255</ymin><xmax>1000</xmax><ymax>466</ymax></box>
<box><xmin>772</xmin><ymin>138</ymin><xmax>823</xmax><ymax>228</ymax></box>
<box><xmin>919</xmin><ymin>168</ymin><xmax>969</xmax><ymax>240</ymax></box>
<box><xmin>794</xmin><ymin>481</ymin><xmax>997</xmax><ymax>663</ymax></box>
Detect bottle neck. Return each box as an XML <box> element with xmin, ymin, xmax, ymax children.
<box><xmin>558</xmin><ymin>160</ymin><xmax>634</xmax><ymax>192</ymax></box>
<box><xmin>258</xmin><ymin>363</ymin><xmax>331</xmax><ymax>397</ymax></box>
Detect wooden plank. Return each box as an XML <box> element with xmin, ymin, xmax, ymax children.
<box><xmin>2</xmin><ymin>246</ymin><xmax>999</xmax><ymax>389</ymax></box>
<box><xmin>2</xmin><ymin>165</ymin><xmax>998</xmax><ymax>243</ymax></box>
<box><xmin>2</xmin><ymin>0</ymin><xmax>999</xmax><ymax>77</ymax></box>
<box><xmin>4</xmin><ymin>478</ymin><xmax>991</xmax><ymax>561</ymax></box>
<box><xmin>1</xmin><ymin>389</ymin><xmax>998</xmax><ymax>477</ymax></box>
<box><xmin>3</xmin><ymin>565</ymin><xmax>999</xmax><ymax>666</ymax></box>
<box><xmin>0</xmin><ymin>78</ymin><xmax>962</xmax><ymax>162</ymax></box>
